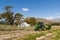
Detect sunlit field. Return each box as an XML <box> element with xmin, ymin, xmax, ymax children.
<box><xmin>0</xmin><ymin>0</ymin><xmax>60</xmax><ymax>40</ymax></box>
<box><xmin>0</xmin><ymin>25</ymin><xmax>60</xmax><ymax>40</ymax></box>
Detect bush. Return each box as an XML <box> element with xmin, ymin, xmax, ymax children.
<box><xmin>52</xmin><ymin>22</ymin><xmax>60</xmax><ymax>26</ymax></box>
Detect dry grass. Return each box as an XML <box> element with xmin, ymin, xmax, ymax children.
<box><xmin>0</xmin><ymin>25</ymin><xmax>60</xmax><ymax>40</ymax></box>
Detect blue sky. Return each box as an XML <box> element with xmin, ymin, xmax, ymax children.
<box><xmin>0</xmin><ymin>0</ymin><xmax>60</xmax><ymax>19</ymax></box>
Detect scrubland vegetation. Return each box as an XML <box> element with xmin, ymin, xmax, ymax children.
<box><xmin>0</xmin><ymin>25</ymin><xmax>60</xmax><ymax>40</ymax></box>
<box><xmin>16</xmin><ymin>26</ymin><xmax>60</xmax><ymax>40</ymax></box>
<box><xmin>0</xmin><ymin>6</ymin><xmax>60</xmax><ymax>40</ymax></box>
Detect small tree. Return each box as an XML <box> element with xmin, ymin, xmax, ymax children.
<box><xmin>15</xmin><ymin>13</ymin><xmax>23</xmax><ymax>20</ymax></box>
<box><xmin>3</xmin><ymin>6</ymin><xmax>14</xmax><ymax>20</ymax></box>
<box><xmin>24</xmin><ymin>17</ymin><xmax>36</xmax><ymax>26</ymax></box>
<box><xmin>14</xmin><ymin>13</ymin><xmax>23</xmax><ymax>26</ymax></box>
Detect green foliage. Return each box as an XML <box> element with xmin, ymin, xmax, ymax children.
<box><xmin>4</xmin><ymin>6</ymin><xmax>13</xmax><ymax>12</ymax></box>
<box><xmin>15</xmin><ymin>13</ymin><xmax>23</xmax><ymax>20</ymax></box>
<box><xmin>2</xmin><ymin>12</ymin><xmax>14</xmax><ymax>20</ymax></box>
<box><xmin>1</xmin><ymin>6</ymin><xmax>14</xmax><ymax>21</ymax></box>
<box><xmin>0</xmin><ymin>6</ymin><xmax>23</xmax><ymax>25</ymax></box>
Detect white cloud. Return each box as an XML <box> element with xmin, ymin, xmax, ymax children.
<box><xmin>22</xmin><ymin>8</ymin><xmax>29</xmax><ymax>12</ymax></box>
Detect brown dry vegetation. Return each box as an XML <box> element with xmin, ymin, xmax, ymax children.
<box><xmin>0</xmin><ymin>25</ymin><xmax>59</xmax><ymax>40</ymax></box>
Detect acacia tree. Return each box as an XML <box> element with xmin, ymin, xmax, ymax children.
<box><xmin>1</xmin><ymin>6</ymin><xmax>14</xmax><ymax>20</ymax></box>
<box><xmin>2</xmin><ymin>6</ymin><xmax>14</xmax><ymax>25</ymax></box>
<box><xmin>1</xmin><ymin>6</ymin><xmax>23</xmax><ymax>25</ymax></box>
<box><xmin>14</xmin><ymin>13</ymin><xmax>23</xmax><ymax>25</ymax></box>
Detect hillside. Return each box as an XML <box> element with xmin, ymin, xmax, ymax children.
<box><xmin>36</xmin><ymin>18</ymin><xmax>53</xmax><ymax>24</ymax></box>
<box><xmin>51</xmin><ymin>18</ymin><xmax>60</xmax><ymax>22</ymax></box>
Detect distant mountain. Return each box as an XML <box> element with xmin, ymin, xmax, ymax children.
<box><xmin>24</xmin><ymin>17</ymin><xmax>53</xmax><ymax>24</ymax></box>
<box><xmin>51</xmin><ymin>18</ymin><xmax>60</xmax><ymax>22</ymax></box>
<box><xmin>36</xmin><ymin>18</ymin><xmax>53</xmax><ymax>24</ymax></box>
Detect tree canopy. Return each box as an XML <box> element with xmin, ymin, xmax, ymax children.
<box><xmin>0</xmin><ymin>6</ymin><xmax>23</xmax><ymax>25</ymax></box>
<box><xmin>24</xmin><ymin>17</ymin><xmax>36</xmax><ymax>26</ymax></box>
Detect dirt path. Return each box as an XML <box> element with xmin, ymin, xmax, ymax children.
<box><xmin>0</xmin><ymin>30</ymin><xmax>39</xmax><ymax>40</ymax></box>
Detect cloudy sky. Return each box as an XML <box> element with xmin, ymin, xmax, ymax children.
<box><xmin>0</xmin><ymin>0</ymin><xmax>60</xmax><ymax>19</ymax></box>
